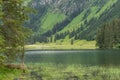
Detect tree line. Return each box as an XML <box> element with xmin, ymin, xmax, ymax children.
<box><xmin>96</xmin><ymin>19</ymin><xmax>120</xmax><ymax>49</ymax></box>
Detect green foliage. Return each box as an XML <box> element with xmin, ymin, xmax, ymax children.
<box><xmin>71</xmin><ymin>39</ymin><xmax>74</xmax><ymax>45</ymax></box>
<box><xmin>0</xmin><ymin>35</ymin><xmax>4</xmax><ymax>49</ymax></box>
<box><xmin>40</xmin><ymin>12</ymin><xmax>66</xmax><ymax>34</ymax></box>
<box><xmin>96</xmin><ymin>19</ymin><xmax>120</xmax><ymax>49</ymax></box>
<box><xmin>0</xmin><ymin>0</ymin><xmax>32</xmax><ymax>63</ymax></box>
<box><xmin>0</xmin><ymin>55</ymin><xmax>6</xmax><ymax>65</ymax></box>
<box><xmin>26</xmin><ymin>0</ymin><xmax>119</xmax><ymax>43</ymax></box>
<box><xmin>25</xmin><ymin>40</ymin><xmax>96</xmax><ymax>50</ymax></box>
<box><xmin>59</xmin><ymin>0</ymin><xmax>118</xmax><ymax>40</ymax></box>
<box><xmin>0</xmin><ymin>66</ymin><xmax>22</xmax><ymax>80</ymax></box>
<box><xmin>95</xmin><ymin>0</ymin><xmax>117</xmax><ymax>18</ymax></box>
<box><xmin>24</xmin><ymin>63</ymin><xmax>120</xmax><ymax>80</ymax></box>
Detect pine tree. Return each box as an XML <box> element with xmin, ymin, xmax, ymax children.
<box><xmin>96</xmin><ymin>19</ymin><xmax>120</xmax><ymax>49</ymax></box>
<box><xmin>71</xmin><ymin>39</ymin><xmax>74</xmax><ymax>45</ymax></box>
<box><xmin>0</xmin><ymin>0</ymin><xmax>32</xmax><ymax>64</ymax></box>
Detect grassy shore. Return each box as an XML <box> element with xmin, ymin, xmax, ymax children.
<box><xmin>1</xmin><ymin>63</ymin><xmax>120</xmax><ymax>80</ymax></box>
<box><xmin>24</xmin><ymin>63</ymin><xmax>120</xmax><ymax>80</ymax></box>
<box><xmin>0</xmin><ymin>66</ymin><xmax>22</xmax><ymax>80</ymax></box>
<box><xmin>25</xmin><ymin>40</ymin><xmax>96</xmax><ymax>50</ymax></box>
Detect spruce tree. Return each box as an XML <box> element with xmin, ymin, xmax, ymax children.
<box><xmin>0</xmin><ymin>0</ymin><xmax>32</xmax><ymax>64</ymax></box>
<box><xmin>96</xmin><ymin>19</ymin><xmax>120</xmax><ymax>49</ymax></box>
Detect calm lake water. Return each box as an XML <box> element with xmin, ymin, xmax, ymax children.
<box><xmin>25</xmin><ymin>50</ymin><xmax>120</xmax><ymax>66</ymax></box>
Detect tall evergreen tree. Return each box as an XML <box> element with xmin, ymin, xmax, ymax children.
<box><xmin>0</xmin><ymin>0</ymin><xmax>32</xmax><ymax>64</ymax></box>
<box><xmin>96</xmin><ymin>19</ymin><xmax>120</xmax><ymax>49</ymax></box>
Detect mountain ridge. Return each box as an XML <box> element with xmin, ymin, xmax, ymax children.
<box><xmin>26</xmin><ymin>0</ymin><xmax>119</xmax><ymax>43</ymax></box>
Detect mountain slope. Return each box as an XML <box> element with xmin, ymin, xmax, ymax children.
<box><xmin>39</xmin><ymin>11</ymin><xmax>66</xmax><ymax>34</ymax></box>
<box><xmin>26</xmin><ymin>0</ymin><xmax>119</xmax><ymax>43</ymax></box>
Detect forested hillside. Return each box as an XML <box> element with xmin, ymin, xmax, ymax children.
<box><xmin>26</xmin><ymin>0</ymin><xmax>119</xmax><ymax>43</ymax></box>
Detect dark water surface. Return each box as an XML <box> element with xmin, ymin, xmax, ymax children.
<box><xmin>25</xmin><ymin>50</ymin><xmax>120</xmax><ymax>66</ymax></box>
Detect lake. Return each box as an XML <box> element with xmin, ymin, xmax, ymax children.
<box><xmin>25</xmin><ymin>49</ymin><xmax>120</xmax><ymax>66</ymax></box>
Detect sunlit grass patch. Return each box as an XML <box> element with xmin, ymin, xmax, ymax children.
<box><xmin>0</xmin><ymin>66</ymin><xmax>22</xmax><ymax>80</ymax></box>
<box><xmin>26</xmin><ymin>63</ymin><xmax>120</xmax><ymax>80</ymax></box>
<box><xmin>25</xmin><ymin>40</ymin><xmax>96</xmax><ymax>50</ymax></box>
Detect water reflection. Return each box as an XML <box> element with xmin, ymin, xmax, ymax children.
<box><xmin>25</xmin><ymin>50</ymin><xmax>120</xmax><ymax>66</ymax></box>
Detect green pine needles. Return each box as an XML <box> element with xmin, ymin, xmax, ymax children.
<box><xmin>96</xmin><ymin>19</ymin><xmax>120</xmax><ymax>49</ymax></box>
<box><xmin>0</xmin><ymin>0</ymin><xmax>32</xmax><ymax>64</ymax></box>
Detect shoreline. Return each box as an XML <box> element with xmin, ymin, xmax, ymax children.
<box><xmin>25</xmin><ymin>40</ymin><xmax>96</xmax><ymax>50</ymax></box>
<box><xmin>25</xmin><ymin>48</ymin><xmax>98</xmax><ymax>51</ymax></box>
<box><xmin>25</xmin><ymin>44</ymin><xmax>97</xmax><ymax>51</ymax></box>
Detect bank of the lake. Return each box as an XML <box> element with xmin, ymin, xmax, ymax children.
<box><xmin>1</xmin><ymin>49</ymin><xmax>120</xmax><ymax>80</ymax></box>
<box><xmin>25</xmin><ymin>40</ymin><xmax>96</xmax><ymax>50</ymax></box>
<box><xmin>20</xmin><ymin>63</ymin><xmax>120</xmax><ymax>80</ymax></box>
<box><xmin>1</xmin><ymin>63</ymin><xmax>120</xmax><ymax>80</ymax></box>
<box><xmin>23</xmin><ymin>50</ymin><xmax>120</xmax><ymax>79</ymax></box>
